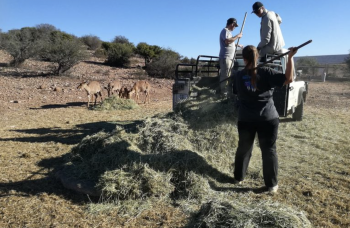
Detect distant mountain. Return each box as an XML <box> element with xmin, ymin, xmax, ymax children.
<box><xmin>294</xmin><ymin>54</ymin><xmax>348</xmax><ymax>65</ymax></box>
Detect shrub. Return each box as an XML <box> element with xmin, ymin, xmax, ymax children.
<box><xmin>1</xmin><ymin>27</ymin><xmax>41</xmax><ymax>67</ymax></box>
<box><xmin>80</xmin><ymin>35</ymin><xmax>102</xmax><ymax>50</ymax></box>
<box><xmin>40</xmin><ymin>31</ymin><xmax>88</xmax><ymax>75</ymax></box>
<box><xmin>94</xmin><ymin>48</ymin><xmax>107</xmax><ymax>59</ymax></box>
<box><xmin>112</xmin><ymin>35</ymin><xmax>135</xmax><ymax>50</ymax></box>
<box><xmin>135</xmin><ymin>42</ymin><xmax>162</xmax><ymax>65</ymax></box>
<box><xmin>296</xmin><ymin>57</ymin><xmax>319</xmax><ymax>74</ymax></box>
<box><xmin>144</xmin><ymin>48</ymin><xmax>181</xmax><ymax>78</ymax></box>
<box><xmin>113</xmin><ymin>35</ymin><xmax>132</xmax><ymax>45</ymax></box>
<box><xmin>103</xmin><ymin>42</ymin><xmax>134</xmax><ymax>67</ymax></box>
<box><xmin>36</xmin><ymin>24</ymin><xmax>57</xmax><ymax>37</ymax></box>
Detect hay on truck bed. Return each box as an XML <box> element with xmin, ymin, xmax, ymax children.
<box><xmin>56</xmin><ymin>86</ymin><xmax>312</xmax><ymax>226</ymax></box>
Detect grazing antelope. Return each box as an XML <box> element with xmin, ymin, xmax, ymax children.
<box><xmin>118</xmin><ymin>86</ymin><xmax>129</xmax><ymax>99</ymax></box>
<box><xmin>77</xmin><ymin>81</ymin><xmax>103</xmax><ymax>107</ymax></box>
<box><xmin>105</xmin><ymin>80</ymin><xmax>122</xmax><ymax>97</ymax></box>
<box><xmin>128</xmin><ymin>80</ymin><xmax>151</xmax><ymax>104</ymax></box>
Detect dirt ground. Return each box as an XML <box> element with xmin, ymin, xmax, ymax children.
<box><xmin>0</xmin><ymin>51</ymin><xmax>349</xmax><ymax>227</ymax></box>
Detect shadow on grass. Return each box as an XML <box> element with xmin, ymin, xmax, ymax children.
<box><xmin>279</xmin><ymin>117</ymin><xmax>297</xmax><ymax>123</ymax></box>
<box><xmin>0</xmin><ymin>120</ymin><xmax>143</xmax><ymax>202</ymax></box>
<box><xmin>208</xmin><ymin>180</ymin><xmax>268</xmax><ymax>194</ymax></box>
<box><xmin>0</xmin><ymin>137</ymin><xmax>240</xmax><ymax>204</ymax></box>
<box><xmin>0</xmin><ymin>71</ymin><xmax>53</xmax><ymax>78</ymax></box>
<box><xmin>0</xmin><ymin>153</ymin><xmax>90</xmax><ymax>203</ymax></box>
<box><xmin>29</xmin><ymin>102</ymin><xmax>87</xmax><ymax>109</ymax></box>
<box><xmin>0</xmin><ymin>120</ymin><xmax>143</xmax><ymax>145</ymax></box>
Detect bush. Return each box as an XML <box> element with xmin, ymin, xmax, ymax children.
<box><xmin>103</xmin><ymin>42</ymin><xmax>134</xmax><ymax>67</ymax></box>
<box><xmin>1</xmin><ymin>27</ymin><xmax>41</xmax><ymax>67</ymax></box>
<box><xmin>136</xmin><ymin>42</ymin><xmax>162</xmax><ymax>65</ymax></box>
<box><xmin>144</xmin><ymin>48</ymin><xmax>181</xmax><ymax>78</ymax></box>
<box><xmin>36</xmin><ymin>24</ymin><xmax>57</xmax><ymax>37</ymax></box>
<box><xmin>296</xmin><ymin>57</ymin><xmax>319</xmax><ymax>74</ymax></box>
<box><xmin>40</xmin><ymin>31</ymin><xmax>88</xmax><ymax>75</ymax></box>
<box><xmin>94</xmin><ymin>48</ymin><xmax>107</xmax><ymax>59</ymax></box>
<box><xmin>80</xmin><ymin>35</ymin><xmax>102</xmax><ymax>50</ymax></box>
<box><xmin>112</xmin><ymin>35</ymin><xmax>135</xmax><ymax>51</ymax></box>
<box><xmin>181</xmin><ymin>56</ymin><xmax>197</xmax><ymax>64</ymax></box>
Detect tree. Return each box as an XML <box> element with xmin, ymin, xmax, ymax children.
<box><xmin>135</xmin><ymin>42</ymin><xmax>162</xmax><ymax>65</ymax></box>
<box><xmin>296</xmin><ymin>57</ymin><xmax>319</xmax><ymax>74</ymax></box>
<box><xmin>181</xmin><ymin>56</ymin><xmax>196</xmax><ymax>64</ymax></box>
<box><xmin>103</xmin><ymin>42</ymin><xmax>134</xmax><ymax>67</ymax></box>
<box><xmin>112</xmin><ymin>35</ymin><xmax>135</xmax><ymax>50</ymax></box>
<box><xmin>145</xmin><ymin>48</ymin><xmax>181</xmax><ymax>78</ymax></box>
<box><xmin>36</xmin><ymin>24</ymin><xmax>57</xmax><ymax>36</ymax></box>
<box><xmin>80</xmin><ymin>35</ymin><xmax>102</xmax><ymax>50</ymax></box>
<box><xmin>1</xmin><ymin>27</ymin><xmax>41</xmax><ymax>66</ymax></box>
<box><xmin>41</xmin><ymin>31</ymin><xmax>88</xmax><ymax>75</ymax></box>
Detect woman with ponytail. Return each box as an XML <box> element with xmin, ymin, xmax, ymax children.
<box><xmin>232</xmin><ymin>45</ymin><xmax>297</xmax><ymax>193</ymax></box>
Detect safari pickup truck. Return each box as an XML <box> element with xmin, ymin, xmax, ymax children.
<box><xmin>173</xmin><ymin>50</ymin><xmax>308</xmax><ymax>121</ymax></box>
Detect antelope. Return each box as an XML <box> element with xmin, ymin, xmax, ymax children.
<box><xmin>128</xmin><ymin>80</ymin><xmax>151</xmax><ymax>104</ymax></box>
<box><xmin>118</xmin><ymin>86</ymin><xmax>129</xmax><ymax>99</ymax></box>
<box><xmin>77</xmin><ymin>81</ymin><xmax>103</xmax><ymax>107</ymax></box>
<box><xmin>105</xmin><ymin>80</ymin><xmax>122</xmax><ymax>97</ymax></box>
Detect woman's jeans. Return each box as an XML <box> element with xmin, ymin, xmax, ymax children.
<box><xmin>234</xmin><ymin>118</ymin><xmax>279</xmax><ymax>188</ymax></box>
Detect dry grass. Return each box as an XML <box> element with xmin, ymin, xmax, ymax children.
<box><xmin>1</xmin><ymin>54</ymin><xmax>349</xmax><ymax>227</ymax></box>
<box><xmin>186</xmin><ymin>199</ymin><xmax>312</xmax><ymax>228</ymax></box>
<box><xmin>56</xmin><ymin>86</ymin><xmax>350</xmax><ymax>227</ymax></box>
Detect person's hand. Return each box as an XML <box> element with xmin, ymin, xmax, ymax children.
<box><xmin>288</xmin><ymin>47</ymin><xmax>298</xmax><ymax>57</ymax></box>
<box><xmin>238</xmin><ymin>44</ymin><xmax>244</xmax><ymax>49</ymax></box>
<box><xmin>236</xmin><ymin>33</ymin><xmax>243</xmax><ymax>38</ymax></box>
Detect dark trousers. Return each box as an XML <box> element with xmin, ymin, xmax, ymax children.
<box><xmin>234</xmin><ymin>118</ymin><xmax>279</xmax><ymax>187</ymax></box>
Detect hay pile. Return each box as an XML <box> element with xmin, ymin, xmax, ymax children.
<box><xmin>59</xmin><ymin>86</ymin><xmax>312</xmax><ymax>226</ymax></box>
<box><xmin>93</xmin><ymin>96</ymin><xmax>139</xmax><ymax>111</ymax></box>
<box><xmin>62</xmin><ymin>86</ymin><xmax>238</xmax><ymax>196</ymax></box>
<box><xmin>187</xmin><ymin>200</ymin><xmax>312</xmax><ymax>228</ymax></box>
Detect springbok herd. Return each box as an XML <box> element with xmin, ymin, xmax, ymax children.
<box><xmin>77</xmin><ymin>80</ymin><xmax>151</xmax><ymax>108</ymax></box>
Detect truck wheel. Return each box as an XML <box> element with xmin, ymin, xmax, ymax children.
<box><xmin>292</xmin><ymin>98</ymin><xmax>304</xmax><ymax>121</ymax></box>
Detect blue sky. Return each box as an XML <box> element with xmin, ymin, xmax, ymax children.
<box><xmin>1</xmin><ymin>0</ymin><xmax>349</xmax><ymax>59</ymax></box>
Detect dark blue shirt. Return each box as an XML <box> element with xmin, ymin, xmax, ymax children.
<box><xmin>233</xmin><ymin>67</ymin><xmax>286</xmax><ymax>122</ymax></box>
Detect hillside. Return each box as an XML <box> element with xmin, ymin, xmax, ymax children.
<box><xmin>295</xmin><ymin>54</ymin><xmax>348</xmax><ymax>64</ymax></box>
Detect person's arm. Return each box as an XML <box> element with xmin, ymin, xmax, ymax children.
<box><xmin>236</xmin><ymin>44</ymin><xmax>244</xmax><ymax>49</ymax></box>
<box><xmin>225</xmin><ymin>33</ymin><xmax>243</xmax><ymax>45</ymax></box>
<box><xmin>284</xmin><ymin>47</ymin><xmax>298</xmax><ymax>85</ymax></box>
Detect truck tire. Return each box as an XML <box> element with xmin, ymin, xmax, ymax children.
<box><xmin>292</xmin><ymin>98</ymin><xmax>304</xmax><ymax>121</ymax></box>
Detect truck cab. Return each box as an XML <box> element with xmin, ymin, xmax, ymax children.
<box><xmin>173</xmin><ymin>50</ymin><xmax>308</xmax><ymax>121</ymax></box>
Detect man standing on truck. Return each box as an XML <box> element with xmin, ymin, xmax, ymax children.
<box><xmin>219</xmin><ymin>18</ymin><xmax>243</xmax><ymax>96</ymax></box>
<box><xmin>252</xmin><ymin>2</ymin><xmax>285</xmax><ymax>61</ymax></box>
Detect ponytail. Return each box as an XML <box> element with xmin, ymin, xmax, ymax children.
<box><xmin>242</xmin><ymin>45</ymin><xmax>259</xmax><ymax>88</ymax></box>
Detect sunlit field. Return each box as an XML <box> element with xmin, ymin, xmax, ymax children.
<box><xmin>0</xmin><ymin>57</ymin><xmax>349</xmax><ymax>227</ymax></box>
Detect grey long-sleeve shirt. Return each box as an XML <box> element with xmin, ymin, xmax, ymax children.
<box><xmin>258</xmin><ymin>9</ymin><xmax>285</xmax><ymax>54</ymax></box>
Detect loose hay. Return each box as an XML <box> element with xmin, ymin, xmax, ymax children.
<box><xmin>93</xmin><ymin>96</ymin><xmax>139</xmax><ymax>111</ymax></box>
<box><xmin>58</xmin><ymin>87</ymin><xmax>312</xmax><ymax>226</ymax></box>
<box><xmin>187</xmin><ymin>200</ymin><xmax>312</xmax><ymax>228</ymax></box>
<box><xmin>97</xmin><ymin>163</ymin><xmax>174</xmax><ymax>201</ymax></box>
